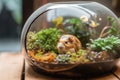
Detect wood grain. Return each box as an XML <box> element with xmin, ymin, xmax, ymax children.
<box><xmin>25</xmin><ymin>62</ymin><xmax>68</xmax><ymax>80</ymax></box>
<box><xmin>90</xmin><ymin>75</ymin><xmax>118</xmax><ymax>80</ymax></box>
<box><xmin>114</xmin><ymin>59</ymin><xmax>120</xmax><ymax>79</ymax></box>
<box><xmin>0</xmin><ymin>53</ymin><xmax>24</xmax><ymax>80</ymax></box>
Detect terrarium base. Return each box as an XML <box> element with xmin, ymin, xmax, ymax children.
<box><xmin>31</xmin><ymin>65</ymin><xmax>117</xmax><ymax>78</ymax></box>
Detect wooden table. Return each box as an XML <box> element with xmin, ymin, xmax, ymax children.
<box><xmin>0</xmin><ymin>52</ymin><xmax>120</xmax><ymax>80</ymax></box>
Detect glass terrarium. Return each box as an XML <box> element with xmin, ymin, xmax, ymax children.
<box><xmin>21</xmin><ymin>1</ymin><xmax>120</xmax><ymax>77</ymax></box>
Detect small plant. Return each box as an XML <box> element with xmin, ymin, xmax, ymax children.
<box><xmin>26</xmin><ymin>31</ymin><xmax>38</xmax><ymax>50</ymax></box>
<box><xmin>56</xmin><ymin>54</ymin><xmax>70</xmax><ymax>63</ymax></box>
<box><xmin>99</xmin><ymin>16</ymin><xmax>120</xmax><ymax>38</ymax></box>
<box><xmin>36</xmin><ymin>28</ymin><xmax>62</xmax><ymax>52</ymax></box>
<box><xmin>69</xmin><ymin>49</ymin><xmax>89</xmax><ymax>63</ymax></box>
<box><xmin>88</xmin><ymin>36</ymin><xmax>120</xmax><ymax>53</ymax></box>
<box><xmin>26</xmin><ymin>28</ymin><xmax>62</xmax><ymax>52</ymax></box>
<box><xmin>64</xmin><ymin>18</ymin><xmax>91</xmax><ymax>47</ymax></box>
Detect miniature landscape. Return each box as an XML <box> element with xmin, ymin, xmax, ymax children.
<box><xmin>26</xmin><ymin>16</ymin><xmax>120</xmax><ymax>64</ymax></box>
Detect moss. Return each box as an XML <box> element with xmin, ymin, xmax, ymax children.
<box><xmin>26</xmin><ymin>28</ymin><xmax>62</xmax><ymax>52</ymax></box>
<box><xmin>36</xmin><ymin>28</ymin><xmax>62</xmax><ymax>52</ymax></box>
<box><xmin>26</xmin><ymin>31</ymin><xmax>38</xmax><ymax>50</ymax></box>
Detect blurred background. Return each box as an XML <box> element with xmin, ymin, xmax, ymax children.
<box><xmin>0</xmin><ymin>0</ymin><xmax>22</xmax><ymax>52</ymax></box>
<box><xmin>0</xmin><ymin>0</ymin><xmax>120</xmax><ymax>52</ymax></box>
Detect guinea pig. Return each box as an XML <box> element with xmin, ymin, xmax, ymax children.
<box><xmin>57</xmin><ymin>35</ymin><xmax>82</xmax><ymax>54</ymax></box>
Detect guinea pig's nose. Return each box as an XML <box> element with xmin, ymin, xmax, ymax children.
<box><xmin>57</xmin><ymin>43</ymin><xmax>65</xmax><ymax>49</ymax></box>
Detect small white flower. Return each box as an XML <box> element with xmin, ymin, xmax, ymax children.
<box><xmin>80</xmin><ymin>15</ymin><xmax>88</xmax><ymax>22</ymax></box>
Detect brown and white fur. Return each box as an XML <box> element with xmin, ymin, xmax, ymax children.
<box><xmin>57</xmin><ymin>35</ymin><xmax>82</xmax><ymax>54</ymax></box>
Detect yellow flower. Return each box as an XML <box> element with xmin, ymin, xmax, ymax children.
<box><xmin>52</xmin><ymin>16</ymin><xmax>63</xmax><ymax>26</ymax></box>
<box><xmin>89</xmin><ymin>20</ymin><xmax>99</xmax><ymax>27</ymax></box>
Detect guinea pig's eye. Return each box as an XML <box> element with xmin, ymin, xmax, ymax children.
<box><xmin>65</xmin><ymin>42</ymin><xmax>68</xmax><ymax>44</ymax></box>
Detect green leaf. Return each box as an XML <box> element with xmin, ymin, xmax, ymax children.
<box><xmin>88</xmin><ymin>36</ymin><xmax>120</xmax><ymax>53</ymax></box>
<box><xmin>36</xmin><ymin>28</ymin><xmax>62</xmax><ymax>52</ymax></box>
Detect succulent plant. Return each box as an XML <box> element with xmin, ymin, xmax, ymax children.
<box><xmin>88</xmin><ymin>36</ymin><xmax>120</xmax><ymax>53</ymax></box>
<box><xmin>55</xmin><ymin>54</ymin><xmax>70</xmax><ymax>63</ymax></box>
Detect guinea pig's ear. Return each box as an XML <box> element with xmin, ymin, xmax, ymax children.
<box><xmin>69</xmin><ymin>37</ymin><xmax>74</xmax><ymax>43</ymax></box>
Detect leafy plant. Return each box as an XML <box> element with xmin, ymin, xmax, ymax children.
<box><xmin>55</xmin><ymin>49</ymin><xmax>89</xmax><ymax>64</ymax></box>
<box><xmin>99</xmin><ymin>16</ymin><xmax>120</xmax><ymax>38</ymax></box>
<box><xmin>88</xmin><ymin>36</ymin><xmax>120</xmax><ymax>53</ymax></box>
<box><xmin>26</xmin><ymin>28</ymin><xmax>62</xmax><ymax>52</ymax></box>
<box><xmin>36</xmin><ymin>28</ymin><xmax>62</xmax><ymax>52</ymax></box>
<box><xmin>107</xmin><ymin>16</ymin><xmax>120</xmax><ymax>37</ymax></box>
<box><xmin>56</xmin><ymin>54</ymin><xmax>70</xmax><ymax>63</ymax></box>
<box><xmin>26</xmin><ymin>31</ymin><xmax>38</xmax><ymax>50</ymax></box>
<box><xmin>65</xmin><ymin>18</ymin><xmax>91</xmax><ymax>47</ymax></box>
<box><xmin>34</xmin><ymin>50</ymin><xmax>43</xmax><ymax>58</ymax></box>
<box><xmin>67</xmin><ymin>49</ymin><xmax>89</xmax><ymax>63</ymax></box>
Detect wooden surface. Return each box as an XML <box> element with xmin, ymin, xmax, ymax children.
<box><xmin>0</xmin><ymin>53</ymin><xmax>24</xmax><ymax>80</ymax></box>
<box><xmin>0</xmin><ymin>53</ymin><xmax>120</xmax><ymax>80</ymax></box>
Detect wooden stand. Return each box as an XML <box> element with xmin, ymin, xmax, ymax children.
<box><xmin>0</xmin><ymin>52</ymin><xmax>120</xmax><ymax>80</ymax></box>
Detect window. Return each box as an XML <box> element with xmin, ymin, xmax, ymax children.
<box><xmin>0</xmin><ymin>0</ymin><xmax>22</xmax><ymax>51</ymax></box>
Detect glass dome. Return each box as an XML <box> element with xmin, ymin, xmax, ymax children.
<box><xmin>21</xmin><ymin>1</ymin><xmax>120</xmax><ymax>76</ymax></box>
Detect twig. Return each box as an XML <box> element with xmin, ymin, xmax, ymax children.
<box><xmin>99</xmin><ymin>26</ymin><xmax>110</xmax><ymax>38</ymax></box>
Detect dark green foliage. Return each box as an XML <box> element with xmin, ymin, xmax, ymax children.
<box><xmin>65</xmin><ymin>18</ymin><xmax>91</xmax><ymax>47</ymax></box>
<box><xmin>107</xmin><ymin>16</ymin><xmax>120</xmax><ymax>38</ymax></box>
<box><xmin>68</xmin><ymin>18</ymin><xmax>83</xmax><ymax>27</ymax></box>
